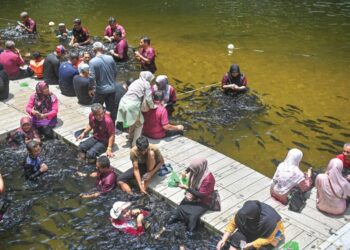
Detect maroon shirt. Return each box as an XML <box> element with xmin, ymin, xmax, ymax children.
<box><xmin>221</xmin><ymin>73</ymin><xmax>247</xmax><ymax>88</ymax></box>
<box><xmin>97</xmin><ymin>170</ymin><xmax>117</xmax><ymax>193</ymax></box>
<box><xmin>89</xmin><ymin>112</ymin><xmax>115</xmax><ymax>145</ymax></box>
<box><xmin>140</xmin><ymin>47</ymin><xmax>157</xmax><ymax>73</ymax></box>
<box><xmin>337</xmin><ymin>154</ymin><xmax>350</xmax><ymax>169</ymax></box>
<box><xmin>142</xmin><ymin>103</ymin><xmax>168</xmax><ymax>139</ymax></box>
<box><xmin>23</xmin><ymin>18</ymin><xmax>37</xmax><ymax>33</ymax></box>
<box><xmin>0</xmin><ymin>50</ymin><xmax>25</xmax><ymax>79</ymax></box>
<box><xmin>114</xmin><ymin>38</ymin><xmax>129</xmax><ymax>62</ymax></box>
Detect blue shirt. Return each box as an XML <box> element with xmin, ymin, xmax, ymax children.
<box><xmin>24</xmin><ymin>155</ymin><xmax>42</xmax><ymax>178</ymax></box>
<box><xmin>59</xmin><ymin>62</ymin><xmax>78</xmax><ymax>96</ymax></box>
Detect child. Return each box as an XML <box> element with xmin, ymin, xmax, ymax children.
<box><xmin>29</xmin><ymin>52</ymin><xmax>44</xmax><ymax>79</ymax></box>
<box><xmin>23</xmin><ymin>140</ymin><xmax>48</xmax><ymax>180</ymax></box>
<box><xmin>78</xmin><ymin>156</ymin><xmax>117</xmax><ymax>199</ymax></box>
<box><xmin>8</xmin><ymin>117</ymin><xmax>41</xmax><ymax>146</ymax></box>
<box><xmin>110</xmin><ymin>201</ymin><xmax>149</xmax><ymax>236</ymax></box>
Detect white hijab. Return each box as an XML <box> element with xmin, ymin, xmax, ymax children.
<box><xmin>272</xmin><ymin>148</ymin><xmax>305</xmax><ymax>195</ymax></box>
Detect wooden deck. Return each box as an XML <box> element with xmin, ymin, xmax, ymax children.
<box><xmin>1</xmin><ymin>78</ymin><xmax>349</xmax><ymax>249</ymax></box>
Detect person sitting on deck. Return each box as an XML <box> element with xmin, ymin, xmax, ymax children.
<box><xmin>19</xmin><ymin>12</ymin><xmax>37</xmax><ymax>34</ymax></box>
<box><xmin>118</xmin><ymin>136</ymin><xmax>164</xmax><ymax>195</ymax></box>
<box><xmin>167</xmin><ymin>158</ymin><xmax>215</xmax><ymax>234</ymax></box>
<box><xmin>270</xmin><ymin>148</ymin><xmax>313</xmax><ymax>205</ymax></box>
<box><xmin>316</xmin><ymin>158</ymin><xmax>350</xmax><ymax>215</ymax></box>
<box><xmin>110</xmin><ymin>201</ymin><xmax>149</xmax><ymax>236</ymax></box>
<box><xmin>77</xmin><ymin>103</ymin><xmax>115</xmax><ymax>160</ymax></box>
<box><xmin>0</xmin><ymin>63</ymin><xmax>9</xmax><ymax>101</ymax></box>
<box><xmin>43</xmin><ymin>45</ymin><xmax>66</xmax><ymax>85</ymax></box>
<box><xmin>29</xmin><ymin>51</ymin><xmax>44</xmax><ymax>79</ymax></box>
<box><xmin>154</xmin><ymin>75</ymin><xmax>177</xmax><ymax>116</ymax></box>
<box><xmin>8</xmin><ymin>117</ymin><xmax>41</xmax><ymax>146</ymax></box>
<box><xmin>104</xmin><ymin>17</ymin><xmax>126</xmax><ymax>42</ymax></box>
<box><xmin>221</xmin><ymin>64</ymin><xmax>248</xmax><ymax>94</ymax></box>
<box><xmin>59</xmin><ymin>52</ymin><xmax>79</xmax><ymax>97</ymax></box>
<box><xmin>142</xmin><ymin>91</ymin><xmax>184</xmax><ymax>139</ymax></box>
<box><xmin>26</xmin><ymin>81</ymin><xmax>58</xmax><ymax>139</ymax></box>
<box><xmin>109</xmin><ymin>29</ymin><xmax>129</xmax><ymax>63</ymax></box>
<box><xmin>0</xmin><ymin>40</ymin><xmax>33</xmax><ymax>80</ymax></box>
<box><xmin>56</xmin><ymin>23</ymin><xmax>72</xmax><ymax>43</ymax></box>
<box><xmin>216</xmin><ymin>200</ymin><xmax>285</xmax><ymax>250</ymax></box>
<box><xmin>78</xmin><ymin>156</ymin><xmax>117</xmax><ymax>199</ymax></box>
<box><xmin>336</xmin><ymin>142</ymin><xmax>350</xmax><ymax>178</ymax></box>
<box><xmin>69</xmin><ymin>18</ymin><xmax>91</xmax><ymax>47</ymax></box>
<box><xmin>134</xmin><ymin>36</ymin><xmax>157</xmax><ymax>73</ymax></box>
<box><xmin>73</xmin><ymin>63</ymin><xmax>93</xmax><ymax>105</ymax></box>
<box><xmin>78</xmin><ymin>51</ymin><xmax>91</xmax><ymax>67</ymax></box>
<box><xmin>23</xmin><ymin>140</ymin><xmax>48</xmax><ymax>180</ymax></box>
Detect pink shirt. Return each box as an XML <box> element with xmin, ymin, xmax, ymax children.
<box><xmin>23</xmin><ymin>18</ymin><xmax>37</xmax><ymax>33</ymax></box>
<box><xmin>114</xmin><ymin>38</ymin><xmax>128</xmax><ymax>62</ymax></box>
<box><xmin>140</xmin><ymin>47</ymin><xmax>157</xmax><ymax>73</ymax></box>
<box><xmin>26</xmin><ymin>93</ymin><xmax>59</xmax><ymax>120</ymax></box>
<box><xmin>142</xmin><ymin>104</ymin><xmax>168</xmax><ymax>139</ymax></box>
<box><xmin>0</xmin><ymin>50</ymin><xmax>25</xmax><ymax>79</ymax></box>
<box><xmin>336</xmin><ymin>154</ymin><xmax>350</xmax><ymax>169</ymax></box>
<box><xmin>104</xmin><ymin>24</ymin><xmax>126</xmax><ymax>37</ymax></box>
<box><xmin>89</xmin><ymin>112</ymin><xmax>115</xmax><ymax>144</ymax></box>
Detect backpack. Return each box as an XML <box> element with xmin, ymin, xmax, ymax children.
<box><xmin>288</xmin><ymin>187</ymin><xmax>306</xmax><ymax>213</ymax></box>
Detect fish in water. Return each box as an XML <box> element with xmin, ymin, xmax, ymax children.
<box><xmin>172</xmin><ymin>77</ymin><xmax>183</xmax><ymax>83</ymax></box>
<box><xmin>340</xmin><ymin>133</ymin><xmax>350</xmax><ymax>138</ymax></box>
<box><xmin>290</xmin><ymin>129</ymin><xmax>309</xmax><ymax>139</ymax></box>
<box><xmin>324</xmin><ymin>116</ymin><xmax>341</xmax><ymax>122</ymax></box>
<box><xmin>270</xmin><ymin>135</ymin><xmax>282</xmax><ymax>144</ymax></box>
<box><xmin>234</xmin><ymin>139</ymin><xmax>240</xmax><ymax>151</ymax></box>
<box><xmin>270</xmin><ymin>158</ymin><xmax>280</xmax><ymax>167</ymax></box>
<box><xmin>34</xmin><ymin>226</ymin><xmax>56</xmax><ymax>239</ymax></box>
<box><xmin>331</xmin><ymin>139</ymin><xmax>344</xmax><ymax>147</ymax></box>
<box><xmin>286</xmin><ymin>104</ymin><xmax>303</xmax><ymax>112</ymax></box>
<box><xmin>215</xmin><ymin>134</ymin><xmax>225</xmax><ymax>144</ymax></box>
<box><xmin>275</xmin><ymin>111</ymin><xmax>285</xmax><ymax>118</ymax></box>
<box><xmin>321</xmin><ymin>142</ymin><xmax>337</xmax><ymax>150</ymax></box>
<box><xmin>316</xmin><ymin>147</ymin><xmax>338</xmax><ymax>155</ymax></box>
<box><xmin>316</xmin><ymin>135</ymin><xmax>331</xmax><ymax>140</ymax></box>
<box><xmin>257</xmin><ymin>140</ymin><xmax>265</xmax><ymax>149</ymax></box>
<box><xmin>261</xmin><ymin>120</ymin><xmax>275</xmax><ymax>126</ymax></box>
<box><xmin>310</xmin><ymin>128</ymin><xmax>331</xmax><ymax>136</ymax></box>
<box><xmin>336</xmin><ymin>96</ymin><xmax>349</xmax><ymax>101</ymax></box>
<box><xmin>292</xmin><ymin>141</ymin><xmax>310</xmax><ymax>150</ymax></box>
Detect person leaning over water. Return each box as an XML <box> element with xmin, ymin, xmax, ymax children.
<box><xmin>135</xmin><ymin>36</ymin><xmax>157</xmax><ymax>73</ymax></box>
<box><xmin>43</xmin><ymin>45</ymin><xmax>66</xmax><ymax>85</ymax></box>
<box><xmin>77</xmin><ymin>156</ymin><xmax>117</xmax><ymax>199</ymax></box>
<box><xmin>23</xmin><ymin>140</ymin><xmax>48</xmax><ymax>180</ymax></box>
<box><xmin>69</xmin><ymin>18</ymin><xmax>91</xmax><ymax>47</ymax></box>
<box><xmin>118</xmin><ymin>136</ymin><xmax>164</xmax><ymax>195</ymax></box>
<box><xmin>77</xmin><ymin>103</ymin><xmax>115</xmax><ymax>160</ymax></box>
<box><xmin>19</xmin><ymin>11</ymin><xmax>37</xmax><ymax>34</ymax></box>
<box><xmin>117</xmin><ymin>71</ymin><xmax>155</xmax><ymax>146</ymax></box>
<box><xmin>221</xmin><ymin>64</ymin><xmax>247</xmax><ymax>94</ymax></box>
<box><xmin>270</xmin><ymin>148</ymin><xmax>313</xmax><ymax>205</ymax></box>
<box><xmin>73</xmin><ymin>63</ymin><xmax>93</xmax><ymax>105</ymax></box>
<box><xmin>26</xmin><ymin>81</ymin><xmax>58</xmax><ymax>139</ymax></box>
<box><xmin>89</xmin><ymin>42</ymin><xmax>118</xmax><ymax>123</ymax></box>
<box><xmin>167</xmin><ymin>158</ymin><xmax>215</xmax><ymax>234</ymax></box>
<box><xmin>104</xmin><ymin>16</ymin><xmax>126</xmax><ymax>42</ymax></box>
<box><xmin>217</xmin><ymin>200</ymin><xmax>285</xmax><ymax>250</ymax></box>
<box><xmin>316</xmin><ymin>158</ymin><xmax>350</xmax><ymax>215</ymax></box>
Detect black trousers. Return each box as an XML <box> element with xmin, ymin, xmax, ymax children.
<box><xmin>93</xmin><ymin>92</ymin><xmax>116</xmax><ymax>123</ymax></box>
<box><xmin>37</xmin><ymin>126</ymin><xmax>55</xmax><ymax>139</ymax></box>
<box><xmin>79</xmin><ymin>137</ymin><xmax>106</xmax><ymax>159</ymax></box>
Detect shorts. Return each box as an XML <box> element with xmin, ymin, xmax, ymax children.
<box><xmin>118</xmin><ymin>162</ymin><xmax>148</xmax><ymax>184</ymax></box>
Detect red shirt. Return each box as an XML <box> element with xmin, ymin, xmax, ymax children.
<box><xmin>336</xmin><ymin>154</ymin><xmax>350</xmax><ymax>169</ymax></box>
<box><xmin>89</xmin><ymin>112</ymin><xmax>115</xmax><ymax>144</ymax></box>
<box><xmin>142</xmin><ymin>104</ymin><xmax>168</xmax><ymax>139</ymax></box>
<box><xmin>0</xmin><ymin>50</ymin><xmax>25</xmax><ymax>79</ymax></box>
<box><xmin>104</xmin><ymin>24</ymin><xmax>126</xmax><ymax>38</ymax></box>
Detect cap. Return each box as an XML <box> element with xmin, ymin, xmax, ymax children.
<box><xmin>56</xmin><ymin>45</ymin><xmax>66</xmax><ymax>55</ymax></box>
<box><xmin>78</xmin><ymin>63</ymin><xmax>89</xmax><ymax>74</ymax></box>
<box><xmin>110</xmin><ymin>201</ymin><xmax>131</xmax><ymax>219</ymax></box>
<box><xmin>58</xmin><ymin>23</ymin><xmax>65</xmax><ymax>27</ymax></box>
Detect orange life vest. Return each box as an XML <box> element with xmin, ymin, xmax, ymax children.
<box><xmin>29</xmin><ymin>59</ymin><xmax>44</xmax><ymax>79</ymax></box>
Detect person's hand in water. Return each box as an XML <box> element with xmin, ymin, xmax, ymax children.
<box><xmin>76</xmin><ymin>171</ymin><xmax>87</xmax><ymax>177</ymax></box>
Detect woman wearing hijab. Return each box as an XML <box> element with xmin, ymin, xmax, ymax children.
<box><xmin>217</xmin><ymin>200</ymin><xmax>284</xmax><ymax>250</ymax></box>
<box><xmin>316</xmin><ymin>158</ymin><xmax>350</xmax><ymax>215</ymax></box>
<box><xmin>117</xmin><ymin>71</ymin><xmax>155</xmax><ymax>146</ymax></box>
<box><xmin>154</xmin><ymin>75</ymin><xmax>177</xmax><ymax>116</ymax></box>
<box><xmin>26</xmin><ymin>81</ymin><xmax>59</xmax><ymax>139</ymax></box>
<box><xmin>221</xmin><ymin>64</ymin><xmax>248</xmax><ymax>94</ymax></box>
<box><xmin>8</xmin><ymin>117</ymin><xmax>41</xmax><ymax>145</ymax></box>
<box><xmin>167</xmin><ymin>158</ymin><xmax>216</xmax><ymax>233</ymax></box>
<box><xmin>270</xmin><ymin>148</ymin><xmax>313</xmax><ymax>205</ymax></box>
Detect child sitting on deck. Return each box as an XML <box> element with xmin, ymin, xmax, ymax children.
<box><xmin>23</xmin><ymin>140</ymin><xmax>48</xmax><ymax>180</ymax></box>
<box><xmin>8</xmin><ymin>117</ymin><xmax>41</xmax><ymax>146</ymax></box>
<box><xmin>110</xmin><ymin>201</ymin><xmax>149</xmax><ymax>236</ymax></box>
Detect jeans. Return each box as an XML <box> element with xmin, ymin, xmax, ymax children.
<box><xmin>79</xmin><ymin>137</ymin><xmax>106</xmax><ymax>159</ymax></box>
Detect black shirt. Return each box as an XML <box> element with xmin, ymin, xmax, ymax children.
<box><xmin>73</xmin><ymin>75</ymin><xmax>93</xmax><ymax>105</ymax></box>
<box><xmin>43</xmin><ymin>53</ymin><xmax>60</xmax><ymax>85</ymax></box>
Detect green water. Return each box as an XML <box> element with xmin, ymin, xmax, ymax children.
<box><xmin>1</xmin><ymin>0</ymin><xmax>349</xmax><ymax>176</ymax></box>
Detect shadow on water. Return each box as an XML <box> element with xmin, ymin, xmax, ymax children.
<box><xmin>0</xmin><ymin>140</ymin><xmax>219</xmax><ymax>249</ymax></box>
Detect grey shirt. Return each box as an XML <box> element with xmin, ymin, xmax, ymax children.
<box><xmin>43</xmin><ymin>53</ymin><xmax>60</xmax><ymax>85</ymax></box>
<box><xmin>89</xmin><ymin>54</ymin><xmax>117</xmax><ymax>94</ymax></box>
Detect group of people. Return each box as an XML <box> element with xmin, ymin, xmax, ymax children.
<box><xmin>0</xmin><ymin>11</ymin><xmax>349</xmax><ymax>250</ymax></box>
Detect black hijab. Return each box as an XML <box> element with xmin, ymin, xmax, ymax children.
<box><xmin>234</xmin><ymin>200</ymin><xmax>281</xmax><ymax>240</ymax></box>
<box><xmin>227</xmin><ymin>64</ymin><xmax>243</xmax><ymax>85</ymax></box>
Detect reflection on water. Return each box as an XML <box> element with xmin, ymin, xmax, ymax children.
<box><xmin>0</xmin><ymin>140</ymin><xmax>219</xmax><ymax>249</ymax></box>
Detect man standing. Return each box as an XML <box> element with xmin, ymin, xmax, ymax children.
<box><xmin>43</xmin><ymin>45</ymin><xmax>66</xmax><ymax>85</ymax></box>
<box><xmin>104</xmin><ymin>17</ymin><xmax>126</xmax><ymax>42</ymax></box>
<box><xmin>89</xmin><ymin>42</ymin><xmax>117</xmax><ymax>123</ymax></box>
<box><xmin>19</xmin><ymin>12</ymin><xmax>36</xmax><ymax>34</ymax></box>
<box><xmin>77</xmin><ymin>103</ymin><xmax>115</xmax><ymax>160</ymax></box>
<box><xmin>59</xmin><ymin>53</ymin><xmax>79</xmax><ymax>96</ymax></box>
<box><xmin>118</xmin><ymin>136</ymin><xmax>164</xmax><ymax>195</ymax></box>
<box><xmin>134</xmin><ymin>36</ymin><xmax>157</xmax><ymax>73</ymax></box>
<box><xmin>143</xmin><ymin>91</ymin><xmax>184</xmax><ymax>139</ymax></box>
<box><xmin>69</xmin><ymin>18</ymin><xmax>91</xmax><ymax>47</ymax></box>
<box><xmin>109</xmin><ymin>30</ymin><xmax>128</xmax><ymax>63</ymax></box>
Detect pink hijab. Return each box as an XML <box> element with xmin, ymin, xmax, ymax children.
<box><xmin>326</xmin><ymin>158</ymin><xmax>350</xmax><ymax>199</ymax></box>
<box><xmin>188</xmin><ymin>158</ymin><xmax>211</xmax><ymax>189</ymax></box>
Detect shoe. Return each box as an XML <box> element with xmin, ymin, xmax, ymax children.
<box><xmin>159</xmin><ymin>164</ymin><xmax>173</xmax><ymax>176</ymax></box>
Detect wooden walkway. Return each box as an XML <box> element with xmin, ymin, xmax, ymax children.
<box><xmin>1</xmin><ymin>78</ymin><xmax>349</xmax><ymax>250</ymax></box>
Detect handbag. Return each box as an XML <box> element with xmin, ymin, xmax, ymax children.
<box><xmin>288</xmin><ymin>187</ymin><xmax>306</xmax><ymax>212</ymax></box>
<box><xmin>209</xmin><ymin>190</ymin><xmax>221</xmax><ymax>211</ymax></box>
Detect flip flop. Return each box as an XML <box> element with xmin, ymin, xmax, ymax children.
<box><xmin>158</xmin><ymin>163</ymin><xmax>173</xmax><ymax>177</ymax></box>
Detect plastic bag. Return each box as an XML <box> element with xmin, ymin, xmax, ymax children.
<box><xmin>283</xmin><ymin>240</ymin><xmax>299</xmax><ymax>250</ymax></box>
<box><xmin>167</xmin><ymin>171</ymin><xmax>181</xmax><ymax>187</ymax></box>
